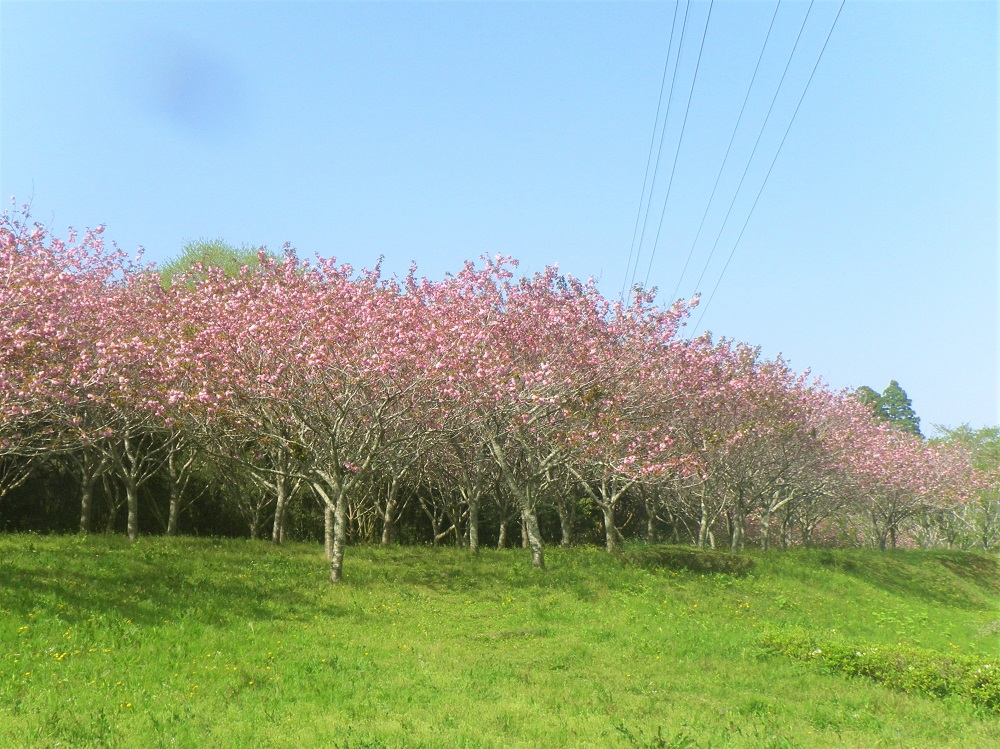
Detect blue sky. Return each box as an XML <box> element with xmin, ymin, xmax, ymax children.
<box><xmin>2</xmin><ymin>1</ymin><xmax>997</xmax><ymax>430</ymax></box>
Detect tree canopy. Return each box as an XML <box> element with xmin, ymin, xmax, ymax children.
<box><xmin>880</xmin><ymin>380</ymin><xmax>922</xmax><ymax>436</ymax></box>
<box><xmin>2</xmin><ymin>206</ymin><xmax>994</xmax><ymax>579</ymax></box>
<box><xmin>158</xmin><ymin>238</ymin><xmax>277</xmax><ymax>287</ymax></box>
<box><xmin>854</xmin><ymin>381</ymin><xmax>921</xmax><ymax>436</ymax></box>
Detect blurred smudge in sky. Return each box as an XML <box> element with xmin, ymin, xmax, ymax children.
<box><xmin>115</xmin><ymin>31</ymin><xmax>250</xmax><ymax>144</ymax></box>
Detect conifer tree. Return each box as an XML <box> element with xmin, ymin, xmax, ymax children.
<box><xmin>855</xmin><ymin>385</ymin><xmax>888</xmax><ymax>420</ymax></box>
<box><xmin>880</xmin><ymin>380</ymin><xmax>921</xmax><ymax>436</ymax></box>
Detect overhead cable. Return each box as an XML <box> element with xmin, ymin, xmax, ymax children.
<box><xmin>626</xmin><ymin>0</ymin><xmax>695</xmax><ymax>296</ymax></box>
<box><xmin>688</xmin><ymin>0</ymin><xmax>817</xmax><ymax>301</ymax></box>
<box><xmin>668</xmin><ymin>0</ymin><xmax>783</xmax><ymax>305</ymax></box>
<box><xmin>689</xmin><ymin>0</ymin><xmax>847</xmax><ymax>338</ymax></box>
<box><xmin>621</xmin><ymin>0</ymin><xmax>682</xmax><ymax>302</ymax></box>
<box><xmin>641</xmin><ymin>0</ymin><xmax>715</xmax><ymax>290</ymax></box>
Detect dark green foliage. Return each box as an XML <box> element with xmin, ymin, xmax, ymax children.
<box><xmin>880</xmin><ymin>380</ymin><xmax>922</xmax><ymax>436</ymax></box>
<box><xmin>855</xmin><ymin>385</ymin><xmax>888</xmax><ymax>420</ymax></box>
<box><xmin>758</xmin><ymin>632</ymin><xmax>1000</xmax><ymax>713</ymax></box>
<box><xmin>0</xmin><ymin>467</ymin><xmax>78</xmax><ymax>533</ymax></box>
<box><xmin>855</xmin><ymin>381</ymin><xmax>922</xmax><ymax>436</ymax></box>
<box><xmin>620</xmin><ymin>544</ymin><xmax>754</xmax><ymax>575</ymax></box>
<box><xmin>613</xmin><ymin>722</ymin><xmax>701</xmax><ymax>749</ymax></box>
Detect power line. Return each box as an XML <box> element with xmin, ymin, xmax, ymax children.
<box><xmin>641</xmin><ymin>0</ymin><xmax>715</xmax><ymax>290</ymax></box>
<box><xmin>689</xmin><ymin>0</ymin><xmax>847</xmax><ymax>338</ymax></box>
<box><xmin>626</xmin><ymin>0</ymin><xmax>695</xmax><ymax>296</ymax></box>
<box><xmin>668</xmin><ymin>0</ymin><xmax>783</xmax><ymax>305</ymax></box>
<box><xmin>621</xmin><ymin>0</ymin><xmax>681</xmax><ymax>302</ymax></box>
<box><xmin>688</xmin><ymin>0</ymin><xmax>817</xmax><ymax>301</ymax></box>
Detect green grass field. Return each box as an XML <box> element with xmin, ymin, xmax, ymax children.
<box><xmin>1</xmin><ymin>535</ymin><xmax>998</xmax><ymax>748</ymax></box>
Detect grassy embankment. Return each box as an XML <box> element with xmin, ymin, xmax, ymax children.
<box><xmin>0</xmin><ymin>535</ymin><xmax>998</xmax><ymax>748</ymax></box>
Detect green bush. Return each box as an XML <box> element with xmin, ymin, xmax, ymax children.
<box><xmin>758</xmin><ymin>631</ymin><xmax>1000</xmax><ymax>713</ymax></box>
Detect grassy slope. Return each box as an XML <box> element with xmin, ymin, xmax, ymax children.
<box><xmin>0</xmin><ymin>535</ymin><xmax>997</xmax><ymax>748</ymax></box>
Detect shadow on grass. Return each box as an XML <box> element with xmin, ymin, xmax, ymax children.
<box><xmin>4</xmin><ymin>535</ymin><xmax>996</xmax><ymax>630</ymax></box>
<box><xmin>620</xmin><ymin>544</ymin><xmax>755</xmax><ymax>576</ymax></box>
<box><xmin>0</xmin><ymin>534</ymin><xmax>351</xmax><ymax>628</ymax></box>
<box><xmin>816</xmin><ymin>549</ymin><xmax>1000</xmax><ymax>610</ymax></box>
<box><xmin>1</xmin><ymin>536</ymin><xmax>626</xmax><ymax>628</ymax></box>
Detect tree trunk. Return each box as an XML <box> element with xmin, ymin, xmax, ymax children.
<box><xmin>105</xmin><ymin>503</ymin><xmax>118</xmax><ymax>533</ymax></box>
<box><xmin>557</xmin><ymin>501</ymin><xmax>572</xmax><ymax>548</ymax></box>
<box><xmin>330</xmin><ymin>490</ymin><xmax>348</xmax><ymax>583</ymax></box>
<box><xmin>698</xmin><ymin>493</ymin><xmax>710</xmax><ymax>549</ymax></box>
<box><xmin>167</xmin><ymin>480</ymin><xmax>181</xmax><ymax>536</ymax></box>
<box><xmin>102</xmin><ymin>474</ymin><xmax>119</xmax><ymax>533</ymax></box>
<box><xmin>468</xmin><ymin>496</ymin><xmax>479</xmax><ymax>554</ymax></box>
<box><xmin>497</xmin><ymin>520</ymin><xmax>508</xmax><ymax>549</ymax></box>
<box><xmin>249</xmin><ymin>498</ymin><xmax>265</xmax><ymax>540</ymax></box>
<box><xmin>779</xmin><ymin>508</ymin><xmax>794</xmax><ymax>548</ymax></box>
<box><xmin>760</xmin><ymin>506</ymin><xmax>772</xmax><ymax>551</ymax></box>
<box><xmin>522</xmin><ymin>507</ymin><xmax>545</xmax><ymax>569</ymax></box>
<box><xmin>324</xmin><ymin>504</ymin><xmax>335</xmax><ymax>561</ymax></box>
<box><xmin>730</xmin><ymin>512</ymin><xmax>745</xmax><ymax>552</ymax></box>
<box><xmin>800</xmin><ymin>522</ymin><xmax>813</xmax><ymax>547</ymax></box>
<box><xmin>125</xmin><ymin>480</ymin><xmax>139</xmax><ymax>542</ymax></box>
<box><xmin>381</xmin><ymin>493</ymin><xmax>398</xmax><ymax>546</ymax></box>
<box><xmin>165</xmin><ymin>441</ymin><xmax>193</xmax><ymax>537</ymax></box>
<box><xmin>484</xmin><ymin>435</ymin><xmax>545</xmax><ymax>568</ymax></box>
<box><xmin>431</xmin><ymin>514</ymin><xmax>442</xmax><ymax>546</ymax></box>
<box><xmin>271</xmin><ymin>478</ymin><xmax>289</xmax><ymax>545</ymax></box>
<box><xmin>601</xmin><ymin>503</ymin><xmax>624</xmax><ymax>553</ymax></box>
<box><xmin>79</xmin><ymin>473</ymin><xmax>97</xmax><ymax>534</ymax></box>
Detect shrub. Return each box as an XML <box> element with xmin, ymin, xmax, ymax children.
<box><xmin>758</xmin><ymin>631</ymin><xmax>1000</xmax><ymax>713</ymax></box>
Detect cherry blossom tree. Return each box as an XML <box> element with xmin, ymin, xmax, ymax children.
<box><xmin>4</xmin><ymin>202</ymin><xmax>991</xmax><ymax>571</ymax></box>
<box><xmin>0</xmin><ymin>205</ymin><xmax>133</xmax><ymax>513</ymax></box>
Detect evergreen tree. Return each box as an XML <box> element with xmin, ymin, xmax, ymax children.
<box><xmin>855</xmin><ymin>385</ymin><xmax>888</xmax><ymax>421</ymax></box>
<box><xmin>880</xmin><ymin>380</ymin><xmax>921</xmax><ymax>436</ymax></box>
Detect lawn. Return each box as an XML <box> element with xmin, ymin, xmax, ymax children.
<box><xmin>1</xmin><ymin>535</ymin><xmax>998</xmax><ymax>748</ymax></box>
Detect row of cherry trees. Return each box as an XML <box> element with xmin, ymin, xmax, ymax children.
<box><xmin>1</xmin><ymin>207</ymin><xmax>992</xmax><ymax>580</ymax></box>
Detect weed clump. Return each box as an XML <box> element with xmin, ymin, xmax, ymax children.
<box><xmin>758</xmin><ymin>631</ymin><xmax>1000</xmax><ymax>713</ymax></box>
